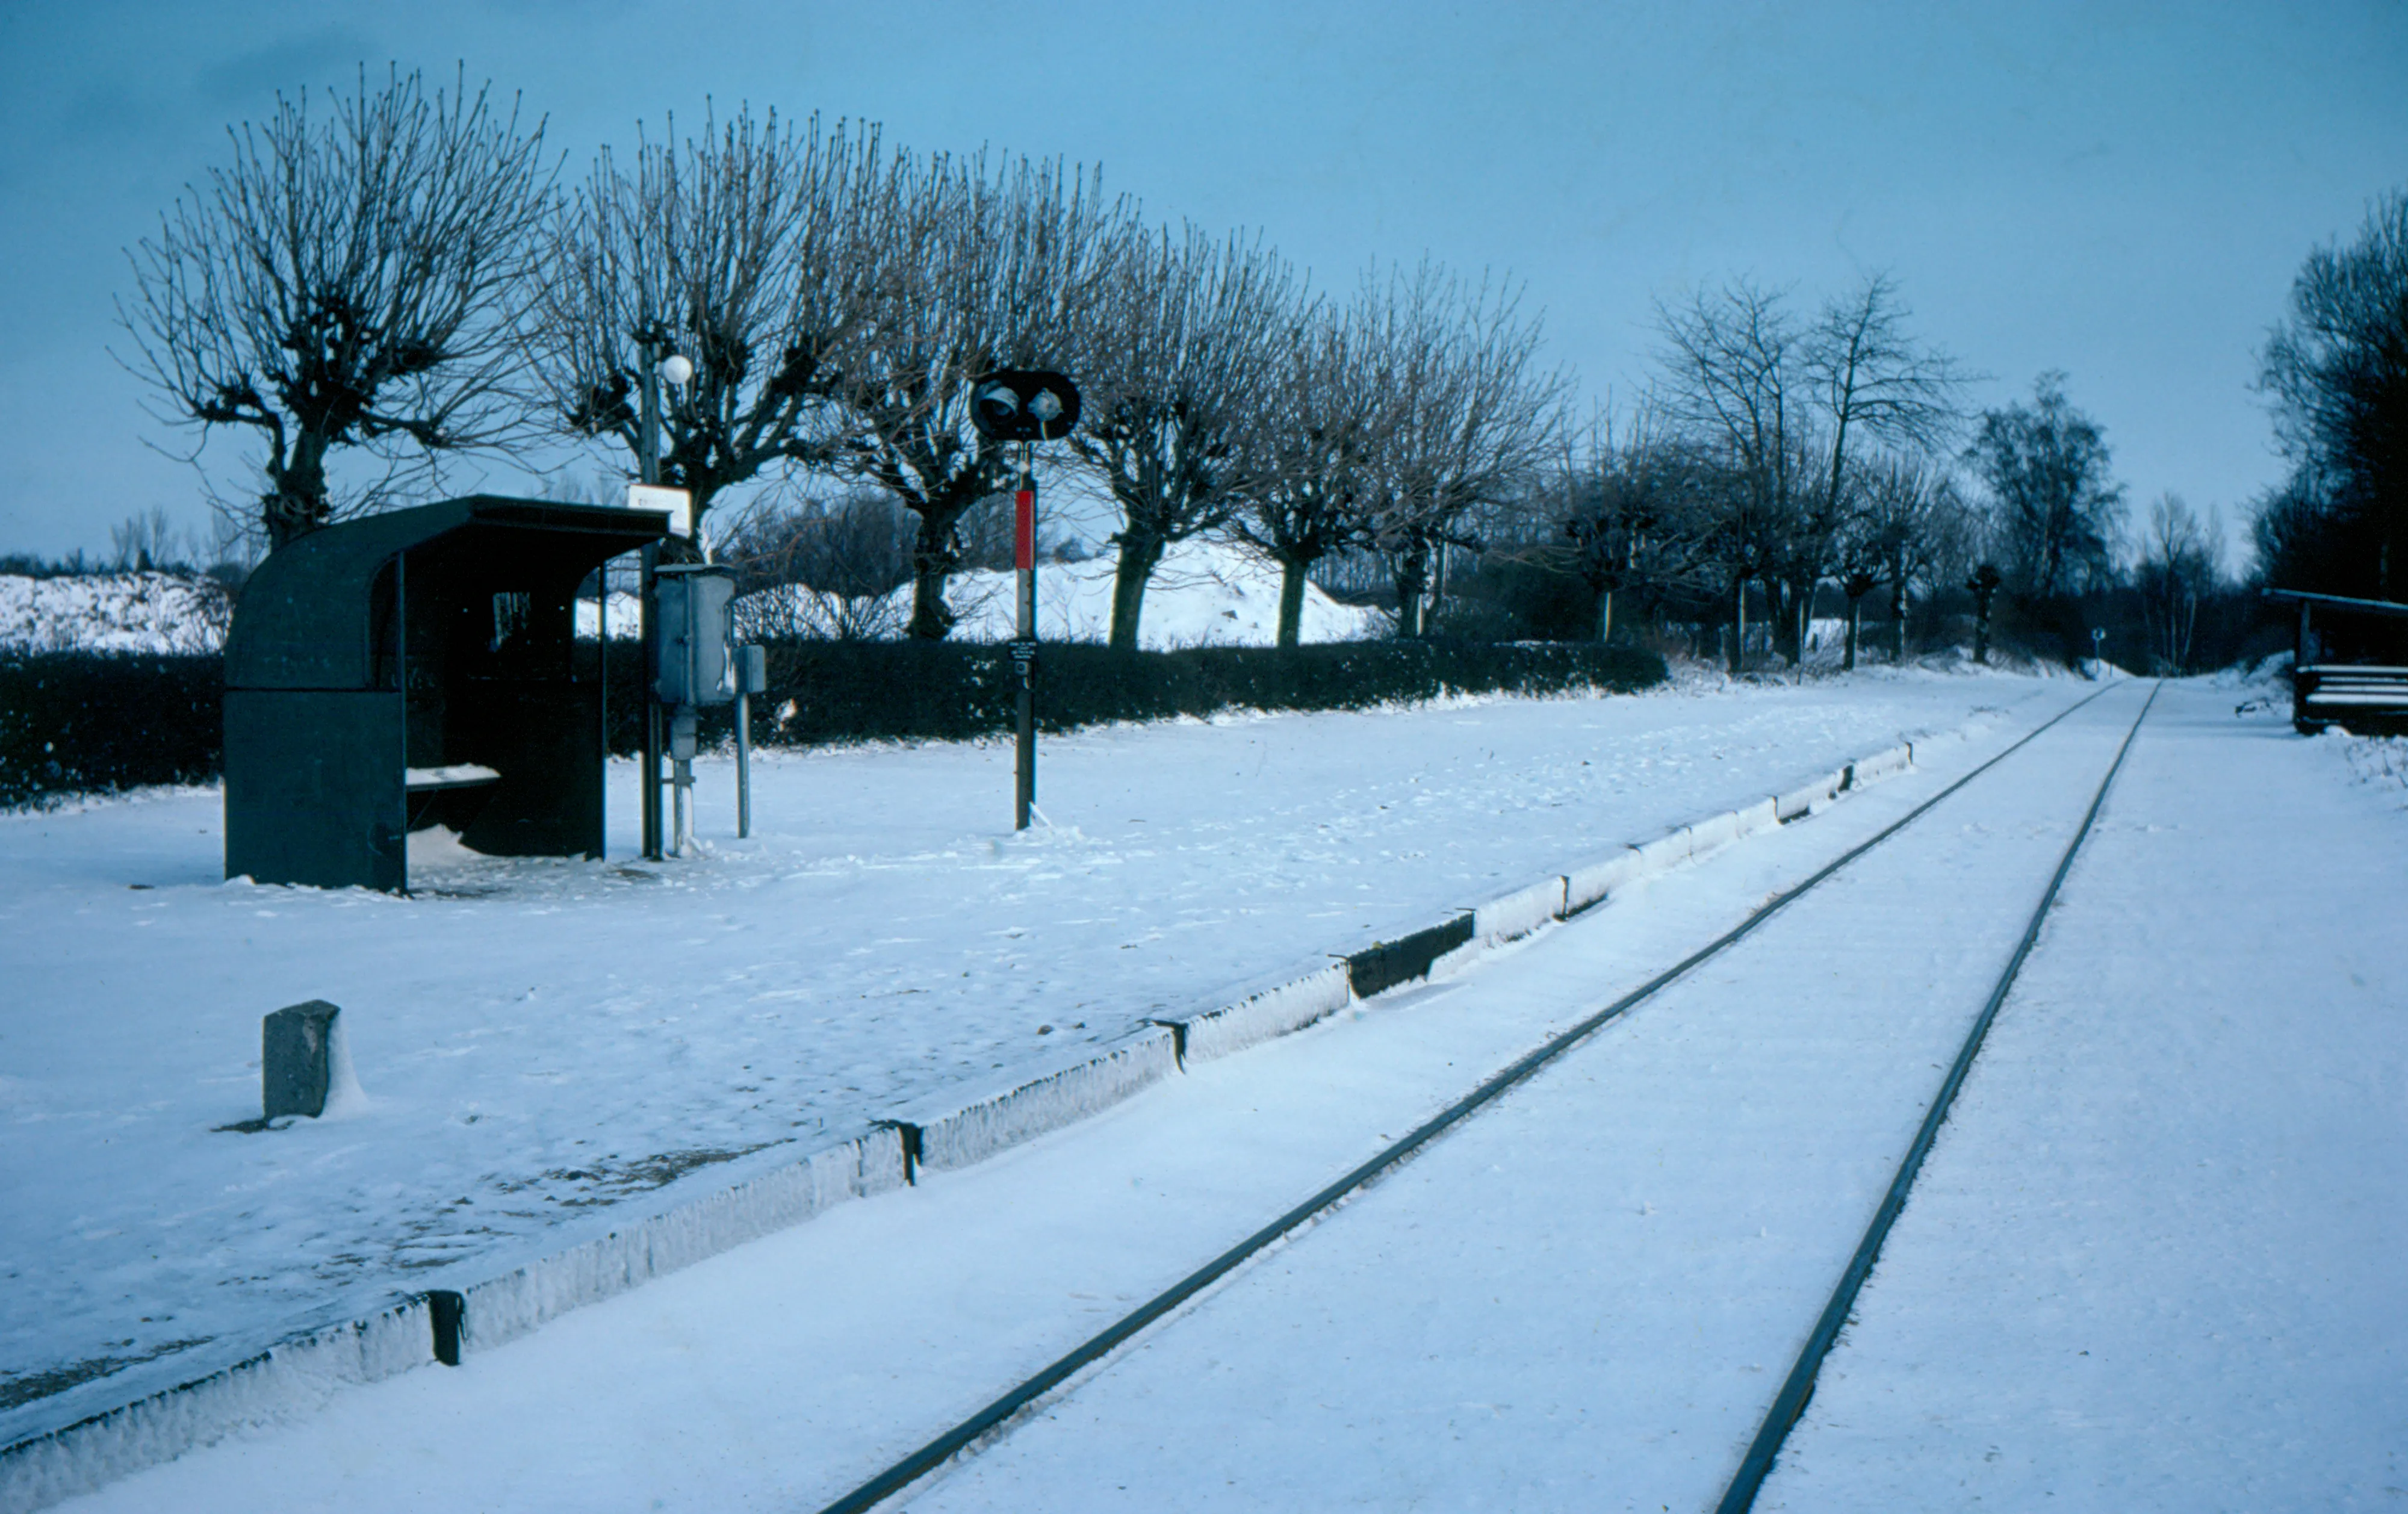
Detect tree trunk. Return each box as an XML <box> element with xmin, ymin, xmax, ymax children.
<box><xmin>1108</xmin><ymin>532</ymin><xmax>1166</xmax><ymax>651</ymax></box>
<box><xmin>1768</xmin><ymin>577</ymin><xmax>1804</xmax><ymax>666</ymax></box>
<box><xmin>1598</xmin><ymin>586</ymin><xmax>1614</xmax><ymax>644</ymax></box>
<box><xmin>1276</xmin><ymin>555</ymin><xmax>1311</xmax><ymax>651</ymax></box>
<box><xmin>1888</xmin><ymin>554</ymin><xmax>1909</xmax><ymax>663</ymax></box>
<box><xmin>905</xmin><ymin>513</ymin><xmax>959</xmax><ymax>641</ymax></box>
<box><xmin>1844</xmin><ymin>597</ymin><xmax>1861</xmax><ymax>670</ymax></box>
<box><xmin>1394</xmin><ymin>544</ymin><xmax>1429</xmax><ymax>639</ymax></box>
<box><xmin>264</xmin><ymin>432</ymin><xmax>332</xmax><ymax>549</ymax></box>
<box><xmin>1729</xmin><ymin>577</ymin><xmax>1748</xmax><ymax>674</ymax></box>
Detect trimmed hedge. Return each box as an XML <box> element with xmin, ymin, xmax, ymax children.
<box><xmin>615</xmin><ymin>639</ymin><xmax>1667</xmax><ymax>752</ymax></box>
<box><xmin>0</xmin><ymin>653</ymin><xmax>223</xmax><ymax>808</ymax></box>
<box><xmin>3</xmin><ymin>639</ymin><xmax>1666</xmax><ymax>805</ymax></box>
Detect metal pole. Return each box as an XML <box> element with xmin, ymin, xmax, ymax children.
<box><xmin>1013</xmin><ymin>442</ymin><xmax>1037</xmax><ymax>831</ymax></box>
<box><xmin>638</xmin><ymin>333</ymin><xmax>665</xmax><ymax>862</ymax></box>
<box><xmin>736</xmin><ymin>687</ymin><xmax>751</xmax><ymax>839</ymax></box>
<box><xmin>672</xmin><ymin>742</ymin><xmax>689</xmax><ymax>855</ymax></box>
<box><xmin>594</xmin><ymin>564</ymin><xmax>610</xmax><ymax>858</ymax></box>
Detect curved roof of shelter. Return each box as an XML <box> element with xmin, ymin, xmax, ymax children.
<box><xmin>225</xmin><ymin>495</ymin><xmax>666</xmax><ymax>690</ymax></box>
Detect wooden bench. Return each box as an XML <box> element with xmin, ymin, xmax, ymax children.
<box><xmin>2265</xmin><ymin>588</ymin><xmax>2408</xmax><ymax>734</ymax></box>
<box><xmin>405</xmin><ymin>764</ymin><xmax>500</xmax><ymax>833</ymax></box>
<box><xmin>2294</xmin><ymin>665</ymin><xmax>2408</xmax><ymax>734</ymax></box>
<box><xmin>405</xmin><ymin>764</ymin><xmax>501</xmax><ymax>793</ymax></box>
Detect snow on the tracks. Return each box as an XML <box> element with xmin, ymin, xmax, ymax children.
<box><xmin>1758</xmin><ymin>683</ymin><xmax>2408</xmax><ymax>1510</ymax></box>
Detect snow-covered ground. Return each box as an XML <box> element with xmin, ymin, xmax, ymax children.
<box><xmin>37</xmin><ymin>677</ymin><xmax>2402</xmax><ymax>1512</ymax></box>
<box><xmin>1760</xmin><ymin>685</ymin><xmax>2408</xmax><ymax>1510</ymax></box>
<box><xmin>8</xmin><ymin>538</ymin><xmax>1377</xmax><ymax>657</ymax></box>
<box><xmin>0</xmin><ymin>663</ymin><xmax>2070</xmax><ymax>1466</ymax></box>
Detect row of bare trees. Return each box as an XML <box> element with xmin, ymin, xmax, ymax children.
<box><xmin>1495</xmin><ymin>276</ymin><xmax>1976</xmax><ymax>671</ymax></box>
<box><xmin>125</xmin><ymin>67</ymin><xmax>2202</xmax><ymax>666</ymax></box>
<box><xmin>120</xmin><ymin>71</ymin><xmax>1569</xmax><ymax>649</ymax></box>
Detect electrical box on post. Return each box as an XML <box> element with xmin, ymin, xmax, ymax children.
<box><xmin>651</xmin><ymin>565</ymin><xmax>736</xmax><ymax>707</ymax></box>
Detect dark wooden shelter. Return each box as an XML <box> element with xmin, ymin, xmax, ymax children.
<box><xmin>223</xmin><ymin>495</ymin><xmax>666</xmax><ymax>890</ymax></box>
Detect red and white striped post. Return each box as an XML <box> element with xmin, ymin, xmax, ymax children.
<box><xmin>969</xmin><ymin>370</ymin><xmax>1077</xmax><ymax>833</ymax></box>
<box><xmin>1011</xmin><ymin>445</ymin><xmax>1038</xmax><ymax>830</ymax></box>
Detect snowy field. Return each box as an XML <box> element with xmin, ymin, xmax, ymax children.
<box><xmin>32</xmin><ymin>678</ymin><xmax>2404</xmax><ymax>1512</ymax></box>
<box><xmin>734</xmin><ymin>537</ymin><xmax>1383</xmax><ymax>648</ymax></box>
<box><xmin>0</xmin><ymin>663</ymin><xmax>2078</xmax><ymax>1468</ymax></box>
<box><xmin>7</xmin><ymin>538</ymin><xmax>1378</xmax><ymax>657</ymax></box>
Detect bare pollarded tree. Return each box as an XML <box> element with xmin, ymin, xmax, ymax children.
<box><xmin>525</xmin><ymin>107</ymin><xmax>885</xmax><ymax>541</ymax></box>
<box><xmin>1226</xmin><ymin>305</ymin><xmax>1388</xmax><ymax>649</ymax></box>
<box><xmin>1361</xmin><ymin>263</ymin><xmax>1569</xmax><ymax>638</ymax></box>
<box><xmin>1074</xmin><ymin>228</ymin><xmax>1302</xmax><ymax>649</ymax></box>
<box><xmin>119</xmin><ymin>67</ymin><xmax>553</xmax><ymax>548</ymax></box>
<box><xmin>830</xmin><ymin>150</ymin><xmax>1141</xmax><ymax>639</ymax></box>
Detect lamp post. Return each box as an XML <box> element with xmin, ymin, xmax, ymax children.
<box><xmin>635</xmin><ymin>333</ymin><xmax>694</xmax><ymax>861</ymax></box>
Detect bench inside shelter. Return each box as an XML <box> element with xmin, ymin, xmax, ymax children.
<box><xmin>223</xmin><ymin>495</ymin><xmax>667</xmax><ymax>891</ymax></box>
<box><xmin>2265</xmin><ymin>588</ymin><xmax>2408</xmax><ymax>734</ymax></box>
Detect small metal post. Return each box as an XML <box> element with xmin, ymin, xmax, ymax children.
<box><xmin>672</xmin><ymin>758</ymin><xmax>689</xmax><ymax>855</ymax></box>
<box><xmin>734</xmin><ymin>644</ymin><xmax>763</xmax><ymax>840</ymax></box>
<box><xmin>594</xmin><ymin>565</ymin><xmax>610</xmax><ymax>858</ymax></box>
<box><xmin>736</xmin><ymin>686</ymin><xmax>751</xmax><ymax>840</ymax></box>
<box><xmin>1013</xmin><ymin>444</ymin><xmax>1038</xmax><ymax>831</ymax></box>
<box><xmin>668</xmin><ymin>706</ymin><xmax>696</xmax><ymax>857</ymax></box>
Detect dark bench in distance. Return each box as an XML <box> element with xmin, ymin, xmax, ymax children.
<box><xmin>2266</xmin><ymin>588</ymin><xmax>2408</xmax><ymax>735</ymax></box>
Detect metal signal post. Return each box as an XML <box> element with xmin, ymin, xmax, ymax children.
<box><xmin>1012</xmin><ymin>444</ymin><xmax>1038</xmax><ymax>830</ymax></box>
<box><xmin>969</xmin><ymin>368</ymin><xmax>1079</xmax><ymax>834</ymax></box>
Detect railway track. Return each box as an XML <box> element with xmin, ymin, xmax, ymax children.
<box><xmin>813</xmin><ymin>680</ymin><xmax>2160</xmax><ymax>1514</ymax></box>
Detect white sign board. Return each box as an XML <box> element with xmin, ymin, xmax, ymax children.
<box><xmin>627</xmin><ymin>483</ymin><xmax>693</xmax><ymax>539</ymax></box>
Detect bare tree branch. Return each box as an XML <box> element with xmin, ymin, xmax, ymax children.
<box><xmin>523</xmin><ymin>107</ymin><xmax>887</xmax><ymax>540</ymax></box>
<box><xmin>117</xmin><ymin>66</ymin><xmax>553</xmax><ymax>548</ymax></box>
<box><xmin>828</xmin><ymin>150</ymin><xmax>1140</xmax><ymax>638</ymax></box>
<box><xmin>1073</xmin><ymin>227</ymin><xmax>1302</xmax><ymax>649</ymax></box>
<box><xmin>1360</xmin><ymin>262</ymin><xmax>1569</xmax><ymax>637</ymax></box>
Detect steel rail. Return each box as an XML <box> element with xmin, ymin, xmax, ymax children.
<box><xmin>1713</xmin><ymin>679</ymin><xmax>2162</xmax><ymax>1513</ymax></box>
<box><xmin>807</xmin><ymin>680</ymin><xmax>2130</xmax><ymax>1514</ymax></box>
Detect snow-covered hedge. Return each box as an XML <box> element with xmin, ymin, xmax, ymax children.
<box><xmin>618</xmin><ymin>639</ymin><xmax>1669</xmax><ymax>752</ymax></box>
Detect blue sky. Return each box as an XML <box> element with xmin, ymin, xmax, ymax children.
<box><xmin>1</xmin><ymin>0</ymin><xmax>2402</xmax><ymax>564</ymax></box>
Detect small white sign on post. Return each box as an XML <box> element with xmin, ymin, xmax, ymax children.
<box><xmin>627</xmin><ymin>483</ymin><xmax>693</xmax><ymax>539</ymax></box>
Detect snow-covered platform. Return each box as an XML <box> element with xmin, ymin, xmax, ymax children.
<box><xmin>1</xmin><ymin>664</ymin><xmax>2086</xmax><ymax>1494</ymax></box>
